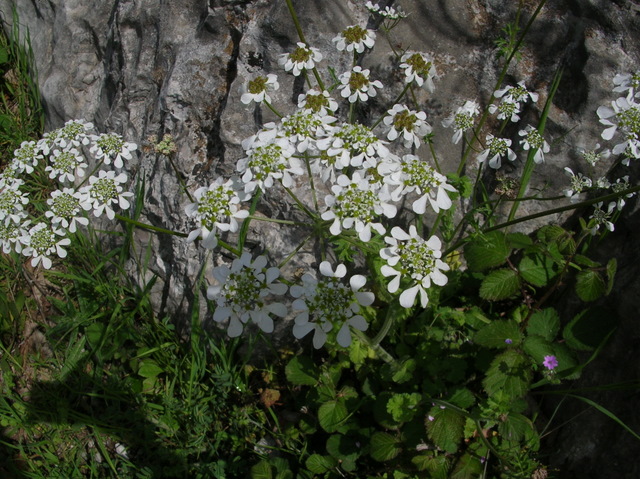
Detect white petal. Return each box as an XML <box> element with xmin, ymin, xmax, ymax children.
<box><xmin>227</xmin><ymin>317</ymin><xmax>244</xmax><ymax>337</ymax></box>
<box><xmin>399</xmin><ymin>285</ymin><xmax>420</xmax><ymax>308</ymax></box>
<box><xmin>350</xmin><ymin>274</ymin><xmax>366</xmax><ymax>290</ymax></box>
<box><xmin>336</xmin><ymin>323</ymin><xmax>352</xmax><ymax>347</ymax></box>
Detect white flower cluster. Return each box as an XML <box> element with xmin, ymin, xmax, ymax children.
<box><xmin>190</xmin><ymin>16</ymin><xmax>462</xmax><ymax>345</ymax></box>
<box><xmin>0</xmin><ymin>120</ymin><xmax>136</xmax><ymax>269</ymax></box>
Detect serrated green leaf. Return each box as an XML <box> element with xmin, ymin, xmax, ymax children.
<box><xmin>575</xmin><ymin>269</ymin><xmax>606</xmax><ymax>302</ymax></box>
<box><xmin>391</xmin><ymin>358</ymin><xmax>416</xmax><ymax>384</ymax></box>
<box><xmin>427</xmin><ymin>407</ymin><xmax>465</xmax><ymax>453</ymax></box>
<box><xmin>573</xmin><ymin>254</ymin><xmax>600</xmax><ymax>268</ymax></box>
<box><xmin>474</xmin><ymin>320</ymin><xmax>522</xmax><ymax>348</ymax></box>
<box><xmin>451</xmin><ymin>453</ymin><xmax>482</xmax><ymax>479</ymax></box>
<box><xmin>519</xmin><ymin>253</ymin><xmax>557</xmax><ymax>287</ymax></box>
<box><xmin>464</xmin><ymin>231</ymin><xmax>511</xmax><ymax>272</ymax></box>
<box><xmin>370</xmin><ymin>432</ymin><xmax>402</xmax><ymax>462</ymax></box>
<box><xmin>374</xmin><ymin>392</ymin><xmax>402</xmax><ymax>429</ymax></box>
<box><xmin>251</xmin><ymin>460</ymin><xmax>272</xmax><ymax>479</ymax></box>
<box><xmin>305</xmin><ymin>454</ymin><xmax>337</xmax><ymax>474</ymax></box>
<box><xmin>523</xmin><ymin>335</ymin><xmax>554</xmax><ymax>364</ymax></box>
<box><xmin>563</xmin><ymin>307</ymin><xmax>617</xmax><ymax>351</ymax></box>
<box><xmin>507</xmin><ymin>232</ymin><xmax>533</xmax><ymax>249</ymax></box>
<box><xmin>527</xmin><ymin>308</ymin><xmax>560</xmax><ymax>341</ymax></box>
<box><xmin>448</xmin><ymin>388</ymin><xmax>475</xmax><ymax>409</ymax></box>
<box><xmin>318</xmin><ymin>400</ymin><xmax>348</xmax><ymax>432</ymax></box>
<box><xmin>483</xmin><ymin>350</ymin><xmax>532</xmax><ymax>398</ymax></box>
<box><xmin>479</xmin><ymin>269</ymin><xmax>521</xmax><ymax>300</ymax></box>
<box><xmin>606</xmin><ymin>258</ymin><xmax>617</xmax><ymax>295</ymax></box>
<box><xmin>412</xmin><ymin>454</ymin><xmax>450</xmax><ymax>477</ymax></box>
<box><xmin>387</xmin><ymin>393</ymin><xmax>422</xmax><ymax>423</ymax></box>
<box><xmin>498</xmin><ymin>413</ymin><xmax>537</xmax><ymax>446</ymax></box>
<box><xmin>285</xmin><ymin>356</ymin><xmax>319</xmax><ymax>386</ymax></box>
<box><xmin>326</xmin><ymin>434</ymin><xmax>360</xmax><ymax>464</ymax></box>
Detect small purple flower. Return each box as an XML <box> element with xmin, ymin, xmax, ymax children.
<box><xmin>543</xmin><ymin>355</ymin><xmax>558</xmax><ymax>370</ymax></box>
<box><xmin>504</xmin><ymin>338</ymin><xmax>513</xmax><ymax>344</ymax></box>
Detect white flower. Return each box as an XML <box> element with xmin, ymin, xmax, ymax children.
<box><xmin>241</xmin><ymin>74</ymin><xmax>280</xmax><ymax>105</ymax></box>
<box><xmin>399</xmin><ymin>51</ymin><xmax>436</xmax><ymax>92</ymax></box>
<box><xmin>338</xmin><ymin>66</ymin><xmax>383</xmax><ymax>103</ymax></box>
<box><xmin>184</xmin><ymin>177</ymin><xmax>249</xmax><ymax>249</ymax></box>
<box><xmin>20</xmin><ymin>222</ymin><xmax>71</xmax><ymax>269</ymax></box>
<box><xmin>0</xmin><ymin>213</ymin><xmax>29</xmax><ymax>254</ymax></box>
<box><xmin>39</xmin><ymin>119</ymin><xmax>94</xmax><ymax>154</ymax></box>
<box><xmin>277</xmin><ymin>109</ymin><xmax>336</xmax><ymax>153</ymax></box>
<box><xmin>0</xmin><ymin>179</ymin><xmax>29</xmax><ymax>224</ymax></box>
<box><xmin>379</xmin><ymin>225</ymin><xmax>449</xmax><ymax>308</ymax></box>
<box><xmin>316</xmin><ymin>122</ymin><xmax>390</xmax><ymax>170</ymax></box>
<box><xmin>297</xmin><ymin>89</ymin><xmax>339</xmax><ymax>116</ymax></box>
<box><xmin>45</xmin><ymin>148</ymin><xmax>88</xmax><ymax>182</ymax></box>
<box><xmin>494</xmin><ymin>81</ymin><xmax>538</xmax><ymax>107</ymax></box>
<box><xmin>366</xmin><ymin>1</ymin><xmax>407</xmax><ymax>19</ymax></box>
<box><xmin>518</xmin><ymin>125</ymin><xmax>550</xmax><ymax>164</ymax></box>
<box><xmin>90</xmin><ymin>133</ymin><xmax>137</xmax><ymax>169</ymax></box>
<box><xmin>332</xmin><ymin>25</ymin><xmax>376</xmax><ymax>53</ymax></box>
<box><xmin>378</xmin><ymin>154</ymin><xmax>456</xmax><ymax>214</ymax></box>
<box><xmin>442</xmin><ymin>100</ymin><xmax>480</xmax><ymax>144</ymax></box>
<box><xmin>321</xmin><ymin>172</ymin><xmax>396</xmax><ymax>242</ymax></box>
<box><xmin>597</xmin><ymin>95</ymin><xmax>640</xmax><ymax>160</ymax></box>
<box><xmin>79</xmin><ymin>170</ymin><xmax>134</xmax><ymax>220</ymax></box>
<box><xmin>279</xmin><ymin>42</ymin><xmax>323</xmax><ymax>76</ymax></box>
<box><xmin>236</xmin><ymin>136</ymin><xmax>303</xmax><ymax>193</ymax></box>
<box><xmin>45</xmin><ymin>188</ymin><xmax>89</xmax><ymax>233</ymax></box>
<box><xmin>291</xmin><ymin>261</ymin><xmax>373</xmax><ymax>348</ymax></box>
<box><xmin>488</xmin><ymin>100</ymin><xmax>521</xmax><ymax>123</ymax></box>
<box><xmin>207</xmin><ymin>253</ymin><xmax>288</xmax><ymax>337</ymax></box>
<box><xmin>477</xmin><ymin>134</ymin><xmax>517</xmax><ymax>169</ymax></box>
<box><xmin>12</xmin><ymin>141</ymin><xmax>42</xmax><ymax>175</ymax></box>
<box><xmin>613</xmin><ymin>71</ymin><xmax>640</xmax><ymax>99</ymax></box>
<box><xmin>563</xmin><ymin>167</ymin><xmax>592</xmax><ymax>203</ymax></box>
<box><xmin>578</xmin><ymin>143</ymin><xmax>610</xmax><ymax>167</ymax></box>
<box><xmin>610</xmin><ymin>175</ymin><xmax>635</xmax><ymax>210</ymax></box>
<box><xmin>383</xmin><ymin>104</ymin><xmax>432</xmax><ymax>149</ymax></box>
<box><xmin>588</xmin><ymin>202</ymin><xmax>615</xmax><ymax>235</ymax></box>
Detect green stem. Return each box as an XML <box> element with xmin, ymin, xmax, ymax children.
<box><xmin>115</xmin><ymin>214</ymin><xmax>186</xmax><ymax>237</ymax></box>
<box><xmin>507</xmin><ymin>67</ymin><xmax>563</xmax><ymax>222</ymax></box>
<box><xmin>443</xmin><ymin>185</ymin><xmax>640</xmax><ymax>256</ymax></box>
<box><xmin>238</xmin><ymin>189</ymin><xmax>262</xmax><ymax>252</ymax></box>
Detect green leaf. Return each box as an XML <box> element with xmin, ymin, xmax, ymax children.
<box><xmin>450</xmin><ymin>453</ymin><xmax>483</xmax><ymax>479</ymax></box>
<box><xmin>498</xmin><ymin>413</ymin><xmax>538</xmax><ymax>447</ymax></box>
<box><xmin>563</xmin><ymin>307</ymin><xmax>617</xmax><ymax>351</ymax></box>
<box><xmin>519</xmin><ymin>253</ymin><xmax>557</xmax><ymax>287</ymax></box>
<box><xmin>464</xmin><ymin>231</ymin><xmax>510</xmax><ymax>272</ymax></box>
<box><xmin>523</xmin><ymin>335</ymin><xmax>554</xmax><ymax>363</ymax></box>
<box><xmin>285</xmin><ymin>356</ymin><xmax>319</xmax><ymax>386</ymax></box>
<box><xmin>426</xmin><ymin>407</ymin><xmax>465</xmax><ymax>453</ymax></box>
<box><xmin>527</xmin><ymin>308</ymin><xmax>560</xmax><ymax>341</ymax></box>
<box><xmin>537</xmin><ymin>225</ymin><xmax>575</xmax><ymax>253</ymax></box>
<box><xmin>573</xmin><ymin>254</ymin><xmax>600</xmax><ymax>268</ymax></box>
<box><xmin>318</xmin><ymin>400</ymin><xmax>348</xmax><ymax>432</ymax></box>
<box><xmin>448</xmin><ymin>388</ymin><xmax>475</xmax><ymax>409</ymax></box>
<box><xmin>305</xmin><ymin>454</ymin><xmax>337</xmax><ymax>473</ymax></box>
<box><xmin>483</xmin><ymin>350</ymin><xmax>532</xmax><ymax>398</ymax></box>
<box><xmin>412</xmin><ymin>454</ymin><xmax>449</xmax><ymax>477</ymax></box>
<box><xmin>479</xmin><ymin>269</ymin><xmax>521</xmax><ymax>300</ymax></box>
<box><xmin>387</xmin><ymin>393</ymin><xmax>422</xmax><ymax>423</ymax></box>
<box><xmin>138</xmin><ymin>359</ymin><xmax>164</xmax><ymax>378</ymax></box>
<box><xmin>606</xmin><ymin>258</ymin><xmax>617</xmax><ymax>295</ymax></box>
<box><xmin>251</xmin><ymin>460</ymin><xmax>272</xmax><ymax>479</ymax></box>
<box><xmin>370</xmin><ymin>432</ymin><xmax>402</xmax><ymax>462</ymax></box>
<box><xmin>507</xmin><ymin>232</ymin><xmax>533</xmax><ymax>249</ymax></box>
<box><xmin>374</xmin><ymin>392</ymin><xmax>402</xmax><ymax>429</ymax></box>
<box><xmin>575</xmin><ymin>269</ymin><xmax>606</xmax><ymax>302</ymax></box>
<box><xmin>474</xmin><ymin>320</ymin><xmax>522</xmax><ymax>348</ymax></box>
<box><xmin>326</xmin><ymin>434</ymin><xmax>360</xmax><ymax>465</ymax></box>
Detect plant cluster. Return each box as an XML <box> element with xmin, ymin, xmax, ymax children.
<box><xmin>2</xmin><ymin>0</ymin><xmax>640</xmax><ymax>477</ymax></box>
